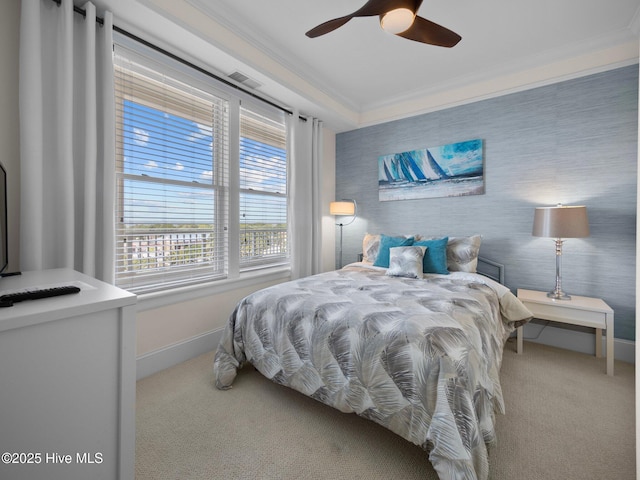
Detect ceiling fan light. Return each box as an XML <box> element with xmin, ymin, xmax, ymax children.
<box><xmin>380</xmin><ymin>8</ymin><xmax>415</xmax><ymax>34</ymax></box>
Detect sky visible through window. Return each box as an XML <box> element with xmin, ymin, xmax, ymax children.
<box><xmin>122</xmin><ymin>100</ymin><xmax>286</xmax><ymax>226</ymax></box>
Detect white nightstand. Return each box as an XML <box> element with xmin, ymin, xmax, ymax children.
<box><xmin>516</xmin><ymin>289</ymin><xmax>614</xmax><ymax>376</ymax></box>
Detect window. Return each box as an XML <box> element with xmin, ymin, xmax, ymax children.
<box><xmin>239</xmin><ymin>108</ymin><xmax>288</xmax><ymax>270</ymax></box>
<box><xmin>114</xmin><ymin>44</ymin><xmax>288</xmax><ymax>294</ymax></box>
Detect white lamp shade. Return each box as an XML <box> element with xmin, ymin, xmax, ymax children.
<box><xmin>330</xmin><ymin>201</ymin><xmax>355</xmax><ymax>216</ymax></box>
<box><xmin>380</xmin><ymin>8</ymin><xmax>415</xmax><ymax>34</ymax></box>
<box><xmin>532</xmin><ymin>205</ymin><xmax>590</xmax><ymax>238</ymax></box>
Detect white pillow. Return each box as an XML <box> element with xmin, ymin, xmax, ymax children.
<box><xmin>362</xmin><ymin>233</ymin><xmax>380</xmax><ymax>264</ymax></box>
<box><xmin>447</xmin><ymin>235</ymin><xmax>482</xmax><ymax>272</ymax></box>
<box><xmin>385</xmin><ymin>246</ymin><xmax>427</xmax><ymax>279</ymax></box>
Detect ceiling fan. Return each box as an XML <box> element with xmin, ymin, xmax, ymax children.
<box><xmin>305</xmin><ymin>0</ymin><xmax>461</xmax><ymax>47</ymax></box>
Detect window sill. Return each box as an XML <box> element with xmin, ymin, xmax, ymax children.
<box><xmin>134</xmin><ymin>266</ymin><xmax>292</xmax><ymax>312</ymax></box>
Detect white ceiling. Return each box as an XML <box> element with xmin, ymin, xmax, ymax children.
<box><xmin>92</xmin><ymin>0</ymin><xmax>640</xmax><ymax>132</ymax></box>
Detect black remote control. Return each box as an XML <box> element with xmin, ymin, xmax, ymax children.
<box><xmin>0</xmin><ymin>286</ymin><xmax>81</xmax><ymax>307</ymax></box>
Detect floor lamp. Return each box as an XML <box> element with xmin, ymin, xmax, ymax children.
<box><xmin>330</xmin><ymin>200</ymin><xmax>357</xmax><ymax>268</ymax></box>
<box><xmin>532</xmin><ymin>204</ymin><xmax>589</xmax><ymax>300</ymax></box>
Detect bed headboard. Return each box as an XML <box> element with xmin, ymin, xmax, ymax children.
<box><xmin>477</xmin><ymin>257</ymin><xmax>505</xmax><ymax>285</ymax></box>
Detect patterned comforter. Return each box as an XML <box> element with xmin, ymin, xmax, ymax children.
<box><xmin>214</xmin><ymin>264</ymin><xmax>532</xmax><ymax>480</ymax></box>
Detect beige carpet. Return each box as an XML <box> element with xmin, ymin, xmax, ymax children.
<box><xmin>135</xmin><ymin>340</ymin><xmax>635</xmax><ymax>480</ymax></box>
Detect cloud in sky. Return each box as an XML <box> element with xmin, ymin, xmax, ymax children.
<box><xmin>240</xmin><ymin>155</ymin><xmax>285</xmax><ymax>191</ymax></box>
<box><xmin>188</xmin><ymin>123</ymin><xmax>212</xmax><ymax>143</ymax></box>
<box><xmin>133</xmin><ymin>127</ymin><xmax>149</xmax><ymax>146</ymax></box>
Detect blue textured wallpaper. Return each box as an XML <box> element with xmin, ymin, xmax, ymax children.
<box><xmin>335</xmin><ymin>65</ymin><xmax>638</xmax><ymax>341</ymax></box>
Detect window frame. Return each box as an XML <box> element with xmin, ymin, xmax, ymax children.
<box><xmin>239</xmin><ymin>106</ymin><xmax>289</xmax><ymax>271</ymax></box>
<box><xmin>113</xmin><ymin>38</ymin><xmax>290</xmax><ymax>296</ymax></box>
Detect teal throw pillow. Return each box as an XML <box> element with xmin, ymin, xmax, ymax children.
<box><xmin>373</xmin><ymin>235</ymin><xmax>414</xmax><ymax>268</ymax></box>
<box><xmin>414</xmin><ymin>237</ymin><xmax>449</xmax><ymax>274</ymax></box>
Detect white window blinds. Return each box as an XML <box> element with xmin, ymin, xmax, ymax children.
<box><xmin>239</xmin><ymin>107</ymin><xmax>288</xmax><ymax>270</ymax></box>
<box><xmin>113</xmin><ymin>42</ymin><xmax>290</xmax><ymax>294</ymax></box>
<box><xmin>114</xmin><ymin>46</ymin><xmax>230</xmax><ymax>294</ymax></box>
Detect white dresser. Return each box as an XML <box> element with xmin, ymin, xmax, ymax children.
<box><xmin>0</xmin><ymin>269</ymin><xmax>137</xmax><ymax>480</ymax></box>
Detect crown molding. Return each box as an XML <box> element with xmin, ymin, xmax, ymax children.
<box><xmin>121</xmin><ymin>0</ymin><xmax>640</xmax><ymax>132</ymax></box>
<box><xmin>185</xmin><ymin>0</ymin><xmax>360</xmax><ymax>112</ymax></box>
<box><xmin>359</xmin><ymin>40</ymin><xmax>639</xmax><ymax>128</ymax></box>
<box><xmin>183</xmin><ymin>0</ymin><xmax>640</xmax><ymax>131</ymax></box>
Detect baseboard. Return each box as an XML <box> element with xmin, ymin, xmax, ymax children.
<box><xmin>518</xmin><ymin>322</ymin><xmax>635</xmax><ymax>364</ymax></box>
<box><xmin>136</xmin><ymin>329</ymin><xmax>224</xmax><ymax>380</ymax></box>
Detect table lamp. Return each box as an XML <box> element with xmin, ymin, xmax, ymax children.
<box><xmin>532</xmin><ymin>204</ymin><xmax>589</xmax><ymax>300</ymax></box>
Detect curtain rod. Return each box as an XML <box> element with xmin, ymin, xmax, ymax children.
<box><xmin>52</xmin><ymin>0</ymin><xmax>303</xmax><ymax>120</ymax></box>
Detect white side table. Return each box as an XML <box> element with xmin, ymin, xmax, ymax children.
<box><xmin>516</xmin><ymin>289</ymin><xmax>614</xmax><ymax>376</ymax></box>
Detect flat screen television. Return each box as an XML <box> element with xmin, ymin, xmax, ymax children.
<box><xmin>0</xmin><ymin>162</ymin><xmax>7</xmax><ymax>274</ymax></box>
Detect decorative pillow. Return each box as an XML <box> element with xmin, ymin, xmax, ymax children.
<box><xmin>373</xmin><ymin>234</ymin><xmax>415</xmax><ymax>268</ymax></box>
<box><xmin>447</xmin><ymin>235</ymin><xmax>482</xmax><ymax>272</ymax></box>
<box><xmin>362</xmin><ymin>233</ymin><xmax>381</xmax><ymax>264</ymax></box>
<box><xmin>414</xmin><ymin>237</ymin><xmax>449</xmax><ymax>274</ymax></box>
<box><xmin>385</xmin><ymin>246</ymin><xmax>426</xmax><ymax>279</ymax></box>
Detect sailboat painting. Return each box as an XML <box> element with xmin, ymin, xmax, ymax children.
<box><xmin>378</xmin><ymin>139</ymin><xmax>484</xmax><ymax>201</ymax></box>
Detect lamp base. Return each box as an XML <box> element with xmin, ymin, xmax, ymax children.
<box><xmin>547</xmin><ymin>290</ymin><xmax>571</xmax><ymax>301</ymax></box>
<box><xmin>547</xmin><ymin>238</ymin><xmax>571</xmax><ymax>301</ymax></box>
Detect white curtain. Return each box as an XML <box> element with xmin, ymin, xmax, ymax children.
<box><xmin>19</xmin><ymin>0</ymin><xmax>115</xmax><ymax>282</ymax></box>
<box><xmin>288</xmin><ymin>114</ymin><xmax>324</xmax><ymax>279</ymax></box>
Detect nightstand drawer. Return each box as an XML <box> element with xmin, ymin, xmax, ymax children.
<box><xmin>522</xmin><ymin>301</ymin><xmax>607</xmax><ymax>329</ymax></box>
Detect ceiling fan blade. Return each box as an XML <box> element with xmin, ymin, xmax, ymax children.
<box><xmin>396</xmin><ymin>16</ymin><xmax>461</xmax><ymax>47</ymax></box>
<box><xmin>306</xmin><ymin>0</ymin><xmax>423</xmax><ymax>38</ymax></box>
<box><xmin>306</xmin><ymin>16</ymin><xmax>353</xmax><ymax>38</ymax></box>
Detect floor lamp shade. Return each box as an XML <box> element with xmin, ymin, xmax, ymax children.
<box><xmin>532</xmin><ymin>205</ymin><xmax>589</xmax><ymax>300</ymax></box>
<box><xmin>330</xmin><ymin>201</ymin><xmax>355</xmax><ymax>216</ymax></box>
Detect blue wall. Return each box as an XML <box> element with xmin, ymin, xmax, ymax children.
<box><xmin>336</xmin><ymin>65</ymin><xmax>638</xmax><ymax>341</ymax></box>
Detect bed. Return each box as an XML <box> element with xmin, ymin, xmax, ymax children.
<box><xmin>214</xmin><ymin>234</ymin><xmax>532</xmax><ymax>480</ymax></box>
